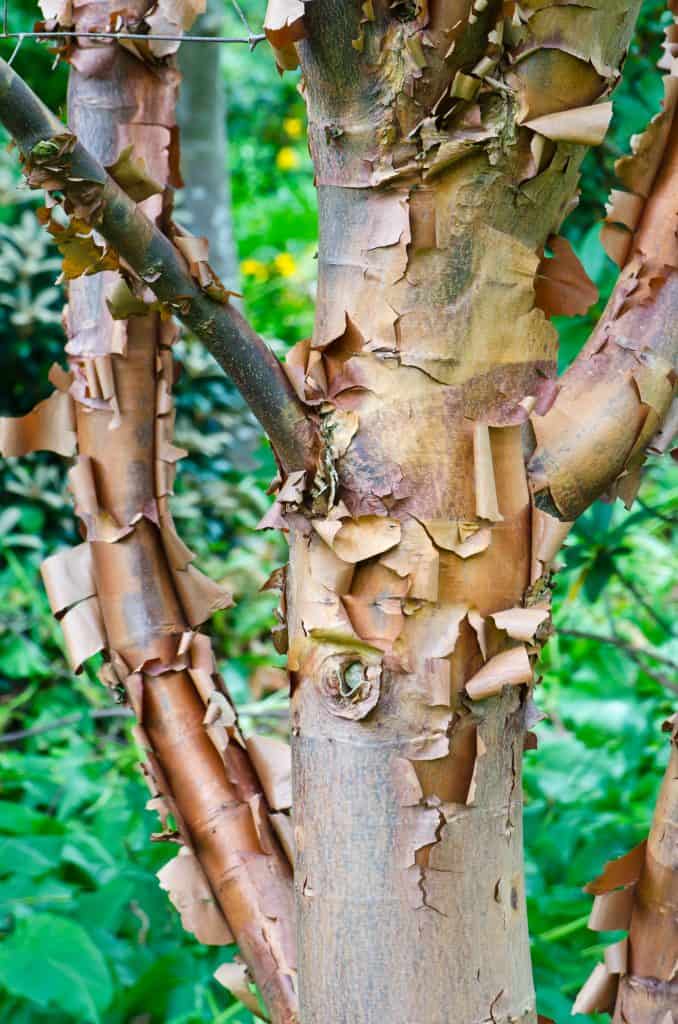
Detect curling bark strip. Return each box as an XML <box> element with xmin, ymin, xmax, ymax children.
<box><xmin>572</xmin><ymin>717</ymin><xmax>678</xmax><ymax>1022</ymax></box>
<box><xmin>1</xmin><ymin>1</ymin><xmax>678</xmax><ymax>1022</ymax></box>
<box><xmin>0</xmin><ymin>7</ymin><xmax>298</xmax><ymax>1021</ymax></box>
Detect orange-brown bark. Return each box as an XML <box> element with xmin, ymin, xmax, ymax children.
<box><xmin>528</xmin><ymin>8</ymin><xmax>678</xmax><ymax>521</ymax></box>
<box><xmin>0</xmin><ymin>8</ymin><xmax>298</xmax><ymax>1020</ymax></box>
<box><xmin>1</xmin><ymin>1</ymin><xmax>678</xmax><ymax>1022</ymax></box>
<box><xmin>614</xmin><ymin>718</ymin><xmax>678</xmax><ymax>1022</ymax></box>
<box><xmin>573</xmin><ymin>717</ymin><xmax>678</xmax><ymax>1023</ymax></box>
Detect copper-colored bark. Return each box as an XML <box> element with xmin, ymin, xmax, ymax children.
<box><xmin>575</xmin><ymin>718</ymin><xmax>678</xmax><ymax>1022</ymax></box>
<box><xmin>0</xmin><ymin>7</ymin><xmax>298</xmax><ymax>1019</ymax></box>
<box><xmin>1</xmin><ymin>1</ymin><xmax>678</xmax><ymax>1022</ymax></box>
<box><xmin>614</xmin><ymin>720</ymin><xmax>678</xmax><ymax>1022</ymax></box>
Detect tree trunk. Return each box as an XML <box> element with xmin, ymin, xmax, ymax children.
<box><xmin>177</xmin><ymin>9</ymin><xmax>239</xmax><ymax>290</ymax></box>
<box><xmin>285</xmin><ymin>4</ymin><xmax>644</xmax><ymax>1021</ymax></box>
<box><xmin>613</xmin><ymin>720</ymin><xmax>678</xmax><ymax>1022</ymax></box>
<box><xmin>38</xmin><ymin>5</ymin><xmax>298</xmax><ymax>1019</ymax></box>
<box><xmin>2</xmin><ymin>0</ymin><xmax>678</xmax><ymax>1021</ymax></box>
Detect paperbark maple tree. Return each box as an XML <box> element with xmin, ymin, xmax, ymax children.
<box><xmin>0</xmin><ymin>2</ymin><xmax>676</xmax><ymax>1023</ymax></box>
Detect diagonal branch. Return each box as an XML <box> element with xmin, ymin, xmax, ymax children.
<box><xmin>0</xmin><ymin>56</ymin><xmax>315</xmax><ymax>473</ymax></box>
<box><xmin>527</xmin><ymin>26</ymin><xmax>678</xmax><ymax>522</ymax></box>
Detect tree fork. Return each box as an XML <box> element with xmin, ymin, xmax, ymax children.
<box><xmin>0</xmin><ymin>56</ymin><xmax>313</xmax><ymax>473</ymax></box>
<box><xmin>1</xmin><ymin>1</ymin><xmax>678</xmax><ymax>1022</ymax></box>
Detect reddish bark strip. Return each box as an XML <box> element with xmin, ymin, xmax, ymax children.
<box><xmin>1</xmin><ymin>1</ymin><xmax>678</xmax><ymax>1022</ymax></box>
<box><xmin>0</xmin><ymin>5</ymin><xmax>298</xmax><ymax>1019</ymax></box>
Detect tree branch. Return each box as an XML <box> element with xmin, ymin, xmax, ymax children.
<box><xmin>528</xmin><ymin>35</ymin><xmax>678</xmax><ymax>522</ymax></box>
<box><xmin>0</xmin><ymin>57</ymin><xmax>315</xmax><ymax>473</ymax></box>
<box><xmin>557</xmin><ymin>628</ymin><xmax>678</xmax><ymax>694</ymax></box>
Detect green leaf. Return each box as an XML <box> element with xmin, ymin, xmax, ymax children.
<box><xmin>0</xmin><ymin>914</ymin><xmax>112</xmax><ymax>1022</ymax></box>
<box><xmin>0</xmin><ymin>837</ymin><xmax>63</xmax><ymax>877</ymax></box>
<box><xmin>0</xmin><ymin>635</ymin><xmax>50</xmax><ymax>680</ymax></box>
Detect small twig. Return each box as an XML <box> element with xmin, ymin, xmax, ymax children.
<box><xmin>0</xmin><ymin>706</ymin><xmax>132</xmax><ymax>744</ymax></box>
<box><xmin>0</xmin><ymin>696</ymin><xmax>289</xmax><ymax>744</ymax></box>
<box><xmin>558</xmin><ymin>628</ymin><xmax>678</xmax><ymax>669</ymax></box>
<box><xmin>615</xmin><ymin>570</ymin><xmax>674</xmax><ymax>635</ymax></box>
<box><xmin>230</xmin><ymin>0</ymin><xmax>253</xmax><ymax>36</ymax></box>
<box><xmin>7</xmin><ymin>32</ymin><xmax>23</xmax><ymax>65</ymax></box>
<box><xmin>557</xmin><ymin>628</ymin><xmax>678</xmax><ymax>694</ymax></box>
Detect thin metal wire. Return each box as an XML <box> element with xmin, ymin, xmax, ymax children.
<box><xmin>0</xmin><ymin>29</ymin><xmax>265</xmax><ymax>45</ymax></box>
<box><xmin>7</xmin><ymin>30</ymin><xmax>23</xmax><ymax>63</ymax></box>
<box><xmin>0</xmin><ymin>0</ymin><xmax>266</xmax><ymax>47</ymax></box>
<box><xmin>230</xmin><ymin>0</ymin><xmax>253</xmax><ymax>35</ymax></box>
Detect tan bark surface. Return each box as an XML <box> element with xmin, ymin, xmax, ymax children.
<box><xmin>1</xmin><ymin>1</ymin><xmax>678</xmax><ymax>1021</ymax></box>
<box><xmin>266</xmin><ymin>2</ymin><xmax>675</xmax><ymax>1022</ymax></box>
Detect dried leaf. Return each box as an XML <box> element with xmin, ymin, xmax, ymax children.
<box><xmin>105</xmin><ymin>144</ymin><xmax>163</xmax><ymax>202</ymax></box>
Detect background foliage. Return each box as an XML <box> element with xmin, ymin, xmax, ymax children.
<box><xmin>0</xmin><ymin>1</ymin><xmax>676</xmax><ymax>1021</ymax></box>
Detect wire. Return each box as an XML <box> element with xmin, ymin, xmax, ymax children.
<box><xmin>230</xmin><ymin>0</ymin><xmax>254</xmax><ymax>35</ymax></box>
<box><xmin>0</xmin><ymin>28</ymin><xmax>265</xmax><ymax>45</ymax></box>
<box><xmin>6</xmin><ymin>30</ymin><xmax>23</xmax><ymax>63</ymax></box>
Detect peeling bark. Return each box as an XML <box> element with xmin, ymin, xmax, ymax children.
<box><xmin>1</xmin><ymin>1</ymin><xmax>678</xmax><ymax>1022</ymax></box>
<box><xmin>575</xmin><ymin>716</ymin><xmax>678</xmax><ymax>1023</ymax></box>
<box><xmin>283</xmin><ymin>3</ymin><xmax>672</xmax><ymax>1021</ymax></box>
<box><xmin>0</xmin><ymin>6</ymin><xmax>298</xmax><ymax>1019</ymax></box>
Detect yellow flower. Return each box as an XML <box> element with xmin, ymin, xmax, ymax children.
<box><xmin>283</xmin><ymin>117</ymin><xmax>303</xmax><ymax>139</ymax></box>
<box><xmin>240</xmin><ymin>258</ymin><xmax>268</xmax><ymax>283</ymax></box>
<box><xmin>273</xmin><ymin>253</ymin><xmax>297</xmax><ymax>278</ymax></box>
<box><xmin>276</xmin><ymin>146</ymin><xmax>300</xmax><ymax>171</ymax></box>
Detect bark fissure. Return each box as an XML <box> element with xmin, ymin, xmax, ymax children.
<box><xmin>1</xmin><ymin>1</ymin><xmax>678</xmax><ymax>1022</ymax></box>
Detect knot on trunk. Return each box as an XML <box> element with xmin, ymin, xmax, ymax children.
<box><xmin>320</xmin><ymin>654</ymin><xmax>381</xmax><ymax>721</ymax></box>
